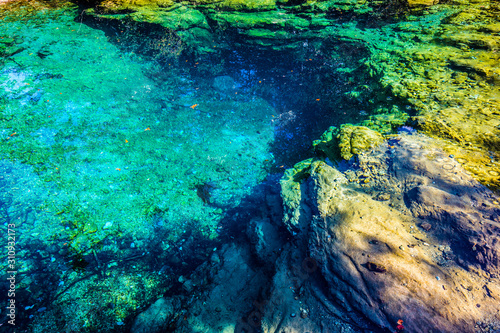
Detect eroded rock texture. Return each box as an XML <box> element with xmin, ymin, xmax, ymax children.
<box><xmin>281</xmin><ymin>133</ymin><xmax>500</xmax><ymax>332</ymax></box>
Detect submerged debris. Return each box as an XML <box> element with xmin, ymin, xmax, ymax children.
<box><xmin>195</xmin><ymin>181</ymin><xmax>215</xmax><ymax>204</ymax></box>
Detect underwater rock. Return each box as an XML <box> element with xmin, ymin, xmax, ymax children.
<box><xmin>0</xmin><ymin>37</ymin><xmax>15</xmax><ymax>45</ymax></box>
<box><xmin>131</xmin><ymin>296</ymin><xmax>184</xmax><ymax>333</ymax></box>
<box><xmin>247</xmin><ymin>217</ymin><xmax>284</xmax><ymax>264</ymax></box>
<box><xmin>171</xmin><ymin>243</ymin><xmax>269</xmax><ymax>332</ymax></box>
<box><xmin>212</xmin><ymin>75</ymin><xmax>237</xmax><ymax>93</ymax></box>
<box><xmin>279</xmin><ymin>158</ymin><xmax>315</xmax><ymax>233</ymax></box>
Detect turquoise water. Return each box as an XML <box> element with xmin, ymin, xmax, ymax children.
<box><xmin>0</xmin><ymin>3</ymin><xmax>403</xmax><ymax>331</ymax></box>
<box><xmin>0</xmin><ymin>6</ymin><xmax>276</xmax><ymax>330</ymax></box>
<box><xmin>1</xmin><ymin>6</ymin><xmax>278</xmax><ymax>242</ymax></box>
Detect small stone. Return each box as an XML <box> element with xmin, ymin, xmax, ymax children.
<box><xmin>420</xmin><ymin>222</ymin><xmax>432</xmax><ymax>231</ymax></box>
<box><xmin>290</xmin><ymin>313</ymin><xmax>296</xmax><ymax>318</ymax></box>
<box><xmin>0</xmin><ymin>37</ymin><xmax>14</xmax><ymax>45</ymax></box>
<box><xmin>366</xmin><ymin>262</ymin><xmax>387</xmax><ymax>273</ymax></box>
<box><xmin>375</xmin><ymin>192</ymin><xmax>391</xmax><ymax>201</ymax></box>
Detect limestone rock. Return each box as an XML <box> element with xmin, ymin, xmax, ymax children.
<box><xmin>282</xmin><ymin>134</ymin><xmax>500</xmax><ymax>332</ymax></box>
<box><xmin>338</xmin><ymin>125</ymin><xmax>384</xmax><ymax>160</ymax></box>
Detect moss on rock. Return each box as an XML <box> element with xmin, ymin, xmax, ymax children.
<box><xmin>339</xmin><ymin>125</ymin><xmax>384</xmax><ymax>160</ymax></box>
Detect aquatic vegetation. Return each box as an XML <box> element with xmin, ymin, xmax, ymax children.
<box><xmin>1</xmin><ymin>0</ymin><xmax>499</xmax><ymax>331</ymax></box>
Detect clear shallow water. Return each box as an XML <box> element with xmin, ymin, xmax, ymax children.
<box><xmin>0</xmin><ymin>6</ymin><xmax>279</xmax><ymax>244</ymax></box>
<box><xmin>0</xmin><ymin>2</ymin><xmax>404</xmax><ymax>331</ymax></box>
<box><xmin>0</xmin><ymin>6</ymin><xmax>279</xmax><ymax>329</ymax></box>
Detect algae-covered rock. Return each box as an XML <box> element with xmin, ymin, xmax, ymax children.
<box><xmin>215</xmin><ymin>0</ymin><xmax>276</xmax><ymax>11</ymax></box>
<box><xmin>360</xmin><ymin>105</ymin><xmax>409</xmax><ymax>134</ymax></box>
<box><xmin>338</xmin><ymin>125</ymin><xmax>384</xmax><ymax>160</ymax></box>
<box><xmin>312</xmin><ymin>126</ymin><xmax>339</xmax><ymax>160</ymax></box>
<box><xmin>407</xmin><ymin>0</ymin><xmax>438</xmax><ymax>6</ymax></box>
<box><xmin>413</xmin><ymin>115</ymin><xmax>464</xmax><ymax>142</ymax></box>
<box><xmin>314</xmin><ymin>125</ymin><xmax>385</xmax><ymax>161</ymax></box>
<box><xmin>280</xmin><ymin>158</ymin><xmax>314</xmax><ymax>233</ymax></box>
<box><xmin>360</xmin><ymin>1</ymin><xmax>500</xmax><ymax>189</ymax></box>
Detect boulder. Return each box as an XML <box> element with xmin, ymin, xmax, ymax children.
<box><xmin>338</xmin><ymin>125</ymin><xmax>385</xmax><ymax>160</ymax></box>
<box><xmin>212</xmin><ymin>75</ymin><xmax>237</xmax><ymax>93</ymax></box>
<box><xmin>281</xmin><ymin>133</ymin><xmax>500</xmax><ymax>332</ymax></box>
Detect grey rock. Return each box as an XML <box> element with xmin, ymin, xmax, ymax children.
<box><xmin>131</xmin><ymin>296</ymin><xmax>183</xmax><ymax>333</ymax></box>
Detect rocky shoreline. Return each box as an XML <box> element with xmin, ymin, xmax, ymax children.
<box><xmin>131</xmin><ymin>132</ymin><xmax>500</xmax><ymax>332</ymax></box>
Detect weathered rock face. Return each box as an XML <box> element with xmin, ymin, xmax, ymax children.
<box><xmin>282</xmin><ymin>133</ymin><xmax>500</xmax><ymax>332</ymax></box>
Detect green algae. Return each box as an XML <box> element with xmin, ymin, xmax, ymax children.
<box><xmin>0</xmin><ymin>3</ymin><xmax>283</xmax><ymax>331</ymax></box>
<box><xmin>0</xmin><ymin>1</ymin><xmax>275</xmax><ymax>254</ymax></box>
<box><xmin>313</xmin><ymin>124</ymin><xmax>385</xmax><ymax>161</ymax></box>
